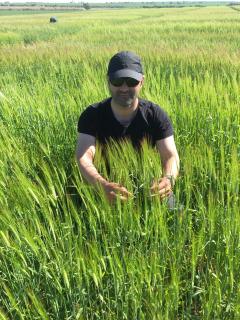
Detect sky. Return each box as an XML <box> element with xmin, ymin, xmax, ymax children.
<box><xmin>4</xmin><ymin>0</ymin><xmax>238</xmax><ymax>3</ymax></box>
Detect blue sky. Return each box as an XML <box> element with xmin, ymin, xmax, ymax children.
<box><xmin>5</xmin><ymin>0</ymin><xmax>238</xmax><ymax>3</ymax></box>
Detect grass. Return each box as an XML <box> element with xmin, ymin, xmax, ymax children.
<box><xmin>0</xmin><ymin>5</ymin><xmax>240</xmax><ymax>319</ymax></box>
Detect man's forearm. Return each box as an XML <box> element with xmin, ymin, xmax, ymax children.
<box><xmin>78</xmin><ymin>157</ymin><xmax>132</xmax><ymax>203</ymax></box>
<box><xmin>162</xmin><ymin>155</ymin><xmax>180</xmax><ymax>180</ymax></box>
<box><xmin>78</xmin><ymin>158</ymin><xmax>107</xmax><ymax>188</ymax></box>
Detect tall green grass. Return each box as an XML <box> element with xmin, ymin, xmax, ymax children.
<box><xmin>0</xmin><ymin>6</ymin><xmax>239</xmax><ymax>319</ymax></box>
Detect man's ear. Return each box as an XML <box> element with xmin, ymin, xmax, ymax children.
<box><xmin>140</xmin><ymin>75</ymin><xmax>145</xmax><ymax>86</ymax></box>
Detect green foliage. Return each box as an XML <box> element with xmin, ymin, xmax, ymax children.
<box><xmin>0</xmin><ymin>6</ymin><xmax>240</xmax><ymax>319</ymax></box>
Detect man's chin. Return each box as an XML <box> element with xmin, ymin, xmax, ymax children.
<box><xmin>120</xmin><ymin>103</ymin><xmax>133</xmax><ymax>108</ymax></box>
<box><xmin>115</xmin><ymin>97</ymin><xmax>134</xmax><ymax>108</ymax></box>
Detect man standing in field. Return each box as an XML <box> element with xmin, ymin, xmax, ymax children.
<box><xmin>76</xmin><ymin>51</ymin><xmax>179</xmax><ymax>203</ymax></box>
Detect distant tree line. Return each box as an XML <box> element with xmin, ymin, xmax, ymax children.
<box><xmin>1</xmin><ymin>1</ymin><xmax>239</xmax><ymax>10</ymax></box>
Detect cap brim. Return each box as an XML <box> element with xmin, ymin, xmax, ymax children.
<box><xmin>109</xmin><ymin>69</ymin><xmax>143</xmax><ymax>81</ymax></box>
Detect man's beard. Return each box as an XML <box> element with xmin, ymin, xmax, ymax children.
<box><xmin>112</xmin><ymin>91</ymin><xmax>137</xmax><ymax>108</ymax></box>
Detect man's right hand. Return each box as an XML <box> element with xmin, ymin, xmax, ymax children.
<box><xmin>76</xmin><ymin>134</ymin><xmax>132</xmax><ymax>203</ymax></box>
<box><xmin>101</xmin><ymin>181</ymin><xmax>132</xmax><ymax>203</ymax></box>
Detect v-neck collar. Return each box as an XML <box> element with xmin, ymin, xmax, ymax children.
<box><xmin>109</xmin><ymin>98</ymin><xmax>142</xmax><ymax>128</ymax></box>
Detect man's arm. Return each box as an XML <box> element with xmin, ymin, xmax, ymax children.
<box><xmin>150</xmin><ymin>135</ymin><xmax>180</xmax><ymax>198</ymax></box>
<box><xmin>156</xmin><ymin>135</ymin><xmax>180</xmax><ymax>180</ymax></box>
<box><xmin>76</xmin><ymin>133</ymin><xmax>106</xmax><ymax>186</ymax></box>
<box><xmin>76</xmin><ymin>133</ymin><xmax>131</xmax><ymax>202</ymax></box>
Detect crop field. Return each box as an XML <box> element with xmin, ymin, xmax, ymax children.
<box><xmin>0</xmin><ymin>5</ymin><xmax>240</xmax><ymax>319</ymax></box>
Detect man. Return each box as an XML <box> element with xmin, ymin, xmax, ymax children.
<box><xmin>76</xmin><ymin>51</ymin><xmax>179</xmax><ymax>203</ymax></box>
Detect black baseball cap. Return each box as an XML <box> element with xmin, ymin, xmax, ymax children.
<box><xmin>107</xmin><ymin>51</ymin><xmax>144</xmax><ymax>81</ymax></box>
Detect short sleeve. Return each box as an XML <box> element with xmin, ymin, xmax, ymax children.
<box><xmin>152</xmin><ymin>106</ymin><xmax>174</xmax><ymax>140</ymax></box>
<box><xmin>77</xmin><ymin>106</ymin><xmax>98</xmax><ymax>137</ymax></box>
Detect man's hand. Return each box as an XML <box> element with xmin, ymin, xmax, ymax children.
<box><xmin>150</xmin><ymin>176</ymin><xmax>173</xmax><ymax>199</ymax></box>
<box><xmin>101</xmin><ymin>182</ymin><xmax>132</xmax><ymax>203</ymax></box>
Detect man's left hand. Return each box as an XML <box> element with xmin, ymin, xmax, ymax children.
<box><xmin>150</xmin><ymin>176</ymin><xmax>173</xmax><ymax>199</ymax></box>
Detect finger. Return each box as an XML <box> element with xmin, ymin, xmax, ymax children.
<box><xmin>150</xmin><ymin>184</ymin><xmax>172</xmax><ymax>195</ymax></box>
<box><xmin>160</xmin><ymin>190</ymin><xmax>172</xmax><ymax>199</ymax></box>
<box><xmin>114</xmin><ymin>186</ymin><xmax>132</xmax><ymax>197</ymax></box>
<box><xmin>107</xmin><ymin>191</ymin><xmax>117</xmax><ymax>202</ymax></box>
<box><xmin>150</xmin><ymin>179</ymin><xmax>170</xmax><ymax>191</ymax></box>
<box><xmin>109</xmin><ymin>191</ymin><xmax>130</xmax><ymax>201</ymax></box>
<box><xmin>121</xmin><ymin>189</ymin><xmax>132</xmax><ymax>197</ymax></box>
<box><xmin>158</xmin><ymin>185</ymin><xmax>172</xmax><ymax>195</ymax></box>
<box><xmin>150</xmin><ymin>191</ymin><xmax>172</xmax><ymax>201</ymax></box>
<box><xmin>118</xmin><ymin>195</ymin><xmax>128</xmax><ymax>201</ymax></box>
<box><xmin>150</xmin><ymin>187</ymin><xmax>172</xmax><ymax>198</ymax></box>
<box><xmin>109</xmin><ymin>192</ymin><xmax>129</xmax><ymax>202</ymax></box>
<box><xmin>158</xmin><ymin>179</ymin><xmax>171</xmax><ymax>189</ymax></box>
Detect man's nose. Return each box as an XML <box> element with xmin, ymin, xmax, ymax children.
<box><xmin>119</xmin><ymin>81</ymin><xmax>129</xmax><ymax>90</ymax></box>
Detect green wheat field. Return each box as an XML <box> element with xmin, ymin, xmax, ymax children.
<box><xmin>0</xmin><ymin>5</ymin><xmax>240</xmax><ymax>319</ymax></box>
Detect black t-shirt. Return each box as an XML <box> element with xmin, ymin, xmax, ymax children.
<box><xmin>77</xmin><ymin>97</ymin><xmax>173</xmax><ymax>149</ymax></box>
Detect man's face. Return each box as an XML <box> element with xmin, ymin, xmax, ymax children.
<box><xmin>108</xmin><ymin>76</ymin><xmax>144</xmax><ymax>108</ymax></box>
